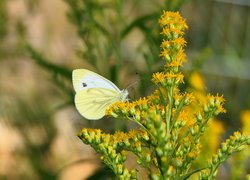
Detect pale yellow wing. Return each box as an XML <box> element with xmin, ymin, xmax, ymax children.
<box><xmin>74</xmin><ymin>88</ymin><xmax>121</xmax><ymax>120</ymax></box>
<box><xmin>72</xmin><ymin>69</ymin><xmax>121</xmax><ymax>92</ymax></box>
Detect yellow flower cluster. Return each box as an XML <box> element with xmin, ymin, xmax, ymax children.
<box><xmin>204</xmin><ymin>94</ymin><xmax>226</xmax><ymax>115</ymax></box>
<box><xmin>77</xmin><ymin>11</ymin><xmax>250</xmax><ymax>179</ymax></box>
<box><xmin>78</xmin><ymin>128</ymin><xmax>150</xmax><ymax>179</ymax></box>
<box><xmin>189</xmin><ymin>72</ymin><xmax>205</xmax><ymax>91</ymax></box>
<box><xmin>78</xmin><ymin>128</ymin><xmax>149</xmax><ymax>146</ymax></box>
<box><xmin>159</xmin><ymin>11</ymin><xmax>188</xmax><ymax>69</ymax></box>
<box><xmin>159</xmin><ymin>11</ymin><xmax>188</xmax><ymax>33</ymax></box>
<box><xmin>201</xmin><ymin>132</ymin><xmax>250</xmax><ymax>179</ymax></box>
<box><xmin>105</xmin><ymin>12</ymin><xmax>228</xmax><ymax>178</ymax></box>
<box><xmin>152</xmin><ymin>72</ymin><xmax>184</xmax><ymax>86</ymax></box>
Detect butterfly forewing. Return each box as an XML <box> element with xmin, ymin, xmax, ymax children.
<box><xmin>73</xmin><ymin>69</ymin><xmax>121</xmax><ymax>92</ymax></box>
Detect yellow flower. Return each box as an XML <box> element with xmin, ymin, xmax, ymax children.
<box><xmin>106</xmin><ymin>101</ymin><xmax>136</xmax><ymax>117</ymax></box>
<box><xmin>161</xmin><ymin>27</ymin><xmax>184</xmax><ymax>36</ymax></box>
<box><xmin>240</xmin><ymin>110</ymin><xmax>250</xmax><ymax>134</ymax></box>
<box><xmin>134</xmin><ymin>97</ymin><xmax>148</xmax><ymax>109</ymax></box>
<box><xmin>160</xmin><ymin>38</ymin><xmax>186</xmax><ymax>50</ymax></box>
<box><xmin>206</xmin><ymin>94</ymin><xmax>226</xmax><ymax>114</ymax></box>
<box><xmin>158</xmin><ymin>11</ymin><xmax>188</xmax><ymax>31</ymax></box>
<box><xmin>160</xmin><ymin>48</ymin><xmax>170</xmax><ymax>58</ymax></box>
<box><xmin>152</xmin><ymin>72</ymin><xmax>167</xmax><ymax>85</ymax></box>
<box><xmin>178</xmin><ymin>108</ymin><xmax>195</xmax><ymax>126</ymax></box>
<box><xmin>165</xmin><ymin>50</ymin><xmax>186</xmax><ymax>68</ymax></box>
<box><xmin>172</xmin><ymin>38</ymin><xmax>187</xmax><ymax>47</ymax></box>
<box><xmin>189</xmin><ymin>72</ymin><xmax>205</xmax><ymax>91</ymax></box>
<box><xmin>186</xmin><ymin>93</ymin><xmax>195</xmax><ymax>103</ymax></box>
<box><xmin>174</xmin><ymin>73</ymin><xmax>184</xmax><ymax>84</ymax></box>
<box><xmin>113</xmin><ymin>132</ymin><xmax>129</xmax><ymax>143</ymax></box>
<box><xmin>208</xmin><ymin>120</ymin><xmax>225</xmax><ymax>152</ymax></box>
<box><xmin>161</xmin><ymin>40</ymin><xmax>171</xmax><ymax>49</ymax></box>
<box><xmin>188</xmin><ymin>143</ymin><xmax>201</xmax><ymax>159</ymax></box>
<box><xmin>147</xmin><ymin>89</ymin><xmax>161</xmax><ymax>103</ymax></box>
<box><xmin>166</xmin><ymin>60</ymin><xmax>182</xmax><ymax>68</ymax></box>
<box><xmin>152</xmin><ymin>72</ymin><xmax>184</xmax><ymax>85</ymax></box>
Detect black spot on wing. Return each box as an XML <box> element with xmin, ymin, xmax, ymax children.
<box><xmin>82</xmin><ymin>82</ymin><xmax>87</xmax><ymax>87</ymax></box>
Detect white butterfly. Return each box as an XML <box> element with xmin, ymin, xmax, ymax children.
<box><xmin>72</xmin><ymin>69</ymin><xmax>128</xmax><ymax>120</ymax></box>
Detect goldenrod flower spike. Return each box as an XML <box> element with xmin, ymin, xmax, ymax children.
<box><xmin>77</xmin><ymin>11</ymin><xmax>250</xmax><ymax>180</ymax></box>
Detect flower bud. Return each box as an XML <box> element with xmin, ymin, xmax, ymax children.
<box><xmin>196</xmin><ymin>113</ymin><xmax>203</xmax><ymax>122</ymax></box>
<box><xmin>117</xmin><ymin>164</ymin><xmax>124</xmax><ymax>175</ymax></box>
<box><xmin>166</xmin><ymin>166</ymin><xmax>174</xmax><ymax>176</ymax></box>
<box><xmin>124</xmin><ymin>139</ymin><xmax>130</xmax><ymax>146</ymax></box>
<box><xmin>204</xmin><ymin>105</ymin><xmax>209</xmax><ymax>112</ymax></box>
<box><xmin>175</xmin><ymin>99</ymin><xmax>180</xmax><ymax>106</ymax></box>
<box><xmin>151</xmin><ymin>173</ymin><xmax>161</xmax><ymax>180</ymax></box>
<box><xmin>221</xmin><ymin>144</ymin><xmax>227</xmax><ymax>153</ymax></box>
<box><xmin>131</xmin><ymin>169</ymin><xmax>137</xmax><ymax>179</ymax></box>
<box><xmin>156</xmin><ymin>147</ymin><xmax>163</xmax><ymax>156</ymax></box>
<box><xmin>164</xmin><ymin>142</ymin><xmax>172</xmax><ymax>151</ymax></box>
<box><xmin>123</xmin><ymin>169</ymin><xmax>130</xmax><ymax>178</ymax></box>
<box><xmin>174</xmin><ymin>158</ymin><xmax>183</xmax><ymax>167</ymax></box>
<box><xmin>145</xmin><ymin>153</ymin><xmax>151</xmax><ymax>163</ymax></box>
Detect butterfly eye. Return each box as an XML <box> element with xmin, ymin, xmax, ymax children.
<box><xmin>82</xmin><ymin>83</ymin><xmax>87</xmax><ymax>87</ymax></box>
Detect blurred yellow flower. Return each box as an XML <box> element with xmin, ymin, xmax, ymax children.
<box><xmin>189</xmin><ymin>72</ymin><xmax>205</xmax><ymax>91</ymax></box>
<box><xmin>208</xmin><ymin>120</ymin><xmax>225</xmax><ymax>152</ymax></box>
<box><xmin>240</xmin><ymin>110</ymin><xmax>250</xmax><ymax>134</ymax></box>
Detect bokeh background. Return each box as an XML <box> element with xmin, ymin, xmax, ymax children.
<box><xmin>0</xmin><ymin>0</ymin><xmax>249</xmax><ymax>179</ymax></box>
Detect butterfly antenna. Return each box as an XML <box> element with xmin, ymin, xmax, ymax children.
<box><xmin>126</xmin><ymin>81</ymin><xmax>139</xmax><ymax>91</ymax></box>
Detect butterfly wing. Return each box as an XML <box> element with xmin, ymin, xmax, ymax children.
<box><xmin>72</xmin><ymin>69</ymin><xmax>121</xmax><ymax>92</ymax></box>
<box><xmin>74</xmin><ymin>88</ymin><xmax>121</xmax><ymax>120</ymax></box>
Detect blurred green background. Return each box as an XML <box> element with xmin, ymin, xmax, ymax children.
<box><xmin>0</xmin><ymin>0</ymin><xmax>249</xmax><ymax>179</ymax></box>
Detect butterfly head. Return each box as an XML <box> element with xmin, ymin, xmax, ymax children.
<box><xmin>120</xmin><ymin>89</ymin><xmax>129</xmax><ymax>102</ymax></box>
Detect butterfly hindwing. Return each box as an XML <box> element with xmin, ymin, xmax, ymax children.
<box><xmin>75</xmin><ymin>88</ymin><xmax>121</xmax><ymax>120</ymax></box>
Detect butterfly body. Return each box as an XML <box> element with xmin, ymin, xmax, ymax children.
<box><xmin>72</xmin><ymin>69</ymin><xmax>128</xmax><ymax>120</ymax></box>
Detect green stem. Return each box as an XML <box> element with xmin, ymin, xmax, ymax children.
<box><xmin>166</xmin><ymin>85</ymin><xmax>174</xmax><ymax>137</ymax></box>
<box><xmin>127</xmin><ymin>116</ymin><xmax>154</xmax><ymax>140</ymax></box>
